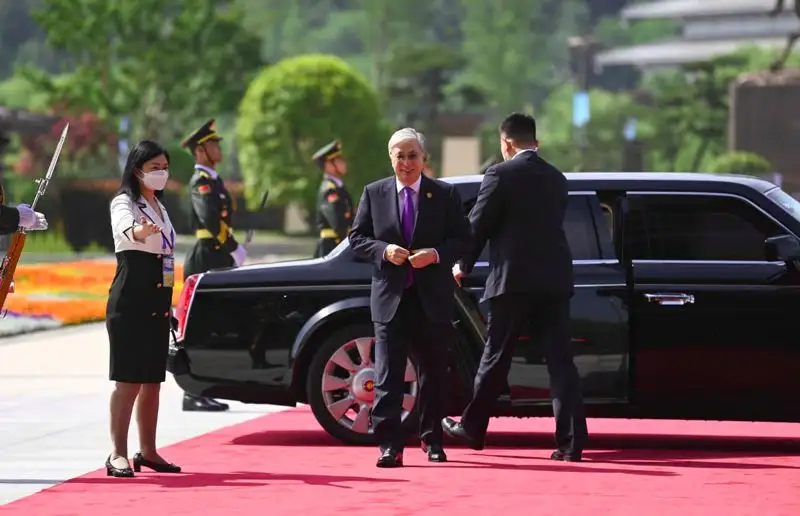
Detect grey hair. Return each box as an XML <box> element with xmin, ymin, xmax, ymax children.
<box><xmin>388</xmin><ymin>127</ymin><xmax>427</xmax><ymax>153</ymax></box>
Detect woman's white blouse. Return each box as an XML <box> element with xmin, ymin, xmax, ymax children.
<box><xmin>110</xmin><ymin>193</ymin><xmax>175</xmax><ymax>255</ymax></box>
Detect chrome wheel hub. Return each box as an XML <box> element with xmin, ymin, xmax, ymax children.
<box><xmin>321</xmin><ymin>337</ymin><xmax>418</xmax><ymax>434</ymax></box>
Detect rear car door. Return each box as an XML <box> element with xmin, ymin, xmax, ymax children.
<box><xmin>463</xmin><ymin>191</ymin><xmax>630</xmax><ymax>405</ymax></box>
<box><xmin>625</xmin><ymin>191</ymin><xmax>800</xmax><ymax>420</ymax></box>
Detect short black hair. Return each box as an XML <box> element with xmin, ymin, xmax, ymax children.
<box><xmin>116</xmin><ymin>140</ymin><xmax>170</xmax><ymax>200</ymax></box>
<box><xmin>499</xmin><ymin>113</ymin><xmax>537</xmax><ymax>143</ymax></box>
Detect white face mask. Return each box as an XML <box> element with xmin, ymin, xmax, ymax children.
<box><xmin>139</xmin><ymin>169</ymin><xmax>169</xmax><ymax>191</ymax></box>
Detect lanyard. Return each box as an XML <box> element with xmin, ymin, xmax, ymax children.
<box><xmin>138</xmin><ymin>206</ymin><xmax>174</xmax><ymax>252</ymax></box>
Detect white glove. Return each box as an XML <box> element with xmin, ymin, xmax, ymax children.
<box><xmin>17</xmin><ymin>204</ymin><xmax>48</xmax><ymax>231</ymax></box>
<box><xmin>231</xmin><ymin>244</ymin><xmax>248</xmax><ymax>267</ymax></box>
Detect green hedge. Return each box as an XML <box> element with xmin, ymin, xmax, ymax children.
<box><xmin>706</xmin><ymin>151</ymin><xmax>773</xmax><ymax>176</ymax></box>
<box><xmin>236</xmin><ymin>54</ymin><xmax>391</xmax><ymax>219</ymax></box>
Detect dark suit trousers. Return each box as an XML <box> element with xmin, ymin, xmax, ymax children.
<box><xmin>461</xmin><ymin>294</ymin><xmax>588</xmax><ymax>453</ymax></box>
<box><xmin>371</xmin><ymin>286</ymin><xmax>449</xmax><ymax>450</ymax></box>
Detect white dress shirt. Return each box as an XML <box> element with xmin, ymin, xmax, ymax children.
<box><xmin>195</xmin><ymin>164</ymin><xmax>218</xmax><ymax>179</ymax></box>
<box><xmin>326</xmin><ymin>174</ymin><xmax>343</xmax><ymax>188</ymax></box>
<box><xmin>512</xmin><ymin>148</ymin><xmax>537</xmax><ymax>159</ymax></box>
<box><xmin>110</xmin><ymin>193</ymin><xmax>175</xmax><ymax>255</ymax></box>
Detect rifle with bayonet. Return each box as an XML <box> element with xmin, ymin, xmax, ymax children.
<box><xmin>0</xmin><ymin>123</ymin><xmax>69</xmax><ymax>312</ymax></box>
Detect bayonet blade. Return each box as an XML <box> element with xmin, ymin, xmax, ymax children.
<box><xmin>31</xmin><ymin>122</ymin><xmax>69</xmax><ymax>211</ymax></box>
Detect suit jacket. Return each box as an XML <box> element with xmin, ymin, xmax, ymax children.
<box><xmin>349</xmin><ymin>175</ymin><xmax>471</xmax><ymax>323</ymax></box>
<box><xmin>461</xmin><ymin>151</ymin><xmax>573</xmax><ymax>301</ymax></box>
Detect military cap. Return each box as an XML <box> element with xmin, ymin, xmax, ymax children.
<box><xmin>181</xmin><ymin>119</ymin><xmax>223</xmax><ymax>150</ymax></box>
<box><xmin>312</xmin><ymin>140</ymin><xmax>343</xmax><ymax>167</ymax></box>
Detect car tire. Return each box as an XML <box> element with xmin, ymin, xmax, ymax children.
<box><xmin>306</xmin><ymin>323</ymin><xmax>420</xmax><ymax>446</ymax></box>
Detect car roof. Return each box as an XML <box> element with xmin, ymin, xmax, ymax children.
<box><xmin>443</xmin><ymin>172</ymin><xmax>778</xmax><ymax>194</ymax></box>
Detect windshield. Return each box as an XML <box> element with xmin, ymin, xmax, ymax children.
<box><xmin>767</xmin><ymin>188</ymin><xmax>800</xmax><ymax>224</ymax></box>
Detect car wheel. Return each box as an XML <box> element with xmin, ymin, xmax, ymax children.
<box><xmin>306</xmin><ymin>323</ymin><xmax>420</xmax><ymax>445</ymax></box>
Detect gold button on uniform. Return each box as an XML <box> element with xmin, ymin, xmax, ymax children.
<box><xmin>151</xmin><ymin>312</ymin><xmax>157</xmax><ymax>317</ymax></box>
<box><xmin>157</xmin><ymin>283</ymin><xmax>162</xmax><ymax>288</ymax></box>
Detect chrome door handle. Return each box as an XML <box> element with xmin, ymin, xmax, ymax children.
<box><xmin>644</xmin><ymin>293</ymin><xmax>695</xmax><ymax>306</ymax></box>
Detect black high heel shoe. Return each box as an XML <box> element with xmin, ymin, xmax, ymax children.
<box><xmin>106</xmin><ymin>455</ymin><xmax>134</xmax><ymax>477</ymax></box>
<box><xmin>132</xmin><ymin>452</ymin><xmax>182</xmax><ymax>473</ymax></box>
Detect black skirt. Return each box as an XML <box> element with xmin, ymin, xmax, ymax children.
<box><xmin>106</xmin><ymin>250</ymin><xmax>174</xmax><ymax>383</ymax></box>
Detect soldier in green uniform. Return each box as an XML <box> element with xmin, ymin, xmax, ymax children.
<box><xmin>178</xmin><ymin>118</ymin><xmax>246</xmax><ymax>412</ymax></box>
<box><xmin>313</xmin><ymin>140</ymin><xmax>354</xmax><ymax>257</ymax></box>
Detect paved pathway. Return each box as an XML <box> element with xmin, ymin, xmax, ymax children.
<box><xmin>0</xmin><ymin>323</ymin><xmax>289</xmax><ymax>505</ymax></box>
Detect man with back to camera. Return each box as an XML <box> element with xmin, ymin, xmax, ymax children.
<box><xmin>442</xmin><ymin>113</ymin><xmax>588</xmax><ymax>462</ymax></box>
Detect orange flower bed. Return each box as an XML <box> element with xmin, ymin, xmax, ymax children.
<box><xmin>4</xmin><ymin>260</ymin><xmax>185</xmax><ymax>325</ymax></box>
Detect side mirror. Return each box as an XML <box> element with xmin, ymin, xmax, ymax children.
<box><xmin>765</xmin><ymin>235</ymin><xmax>800</xmax><ymax>262</ymax></box>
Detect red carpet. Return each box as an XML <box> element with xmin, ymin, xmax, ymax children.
<box><xmin>3</xmin><ymin>407</ymin><xmax>800</xmax><ymax>516</ymax></box>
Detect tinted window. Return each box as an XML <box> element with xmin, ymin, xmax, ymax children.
<box><xmin>628</xmin><ymin>194</ymin><xmax>785</xmax><ymax>261</ymax></box>
<box><xmin>470</xmin><ymin>195</ymin><xmax>600</xmax><ymax>261</ymax></box>
<box><xmin>767</xmin><ymin>188</ymin><xmax>800</xmax><ymax>224</ymax></box>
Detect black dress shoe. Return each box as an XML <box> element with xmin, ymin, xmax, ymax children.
<box><xmin>550</xmin><ymin>450</ymin><xmax>582</xmax><ymax>462</ymax></box>
<box><xmin>422</xmin><ymin>442</ymin><xmax>448</xmax><ymax>463</ymax></box>
<box><xmin>376</xmin><ymin>447</ymin><xmax>404</xmax><ymax>468</ymax></box>
<box><xmin>183</xmin><ymin>394</ymin><xmax>229</xmax><ymax>412</ymax></box>
<box><xmin>441</xmin><ymin>417</ymin><xmax>484</xmax><ymax>450</ymax></box>
<box><xmin>132</xmin><ymin>452</ymin><xmax>182</xmax><ymax>473</ymax></box>
<box><xmin>105</xmin><ymin>455</ymin><xmax>134</xmax><ymax>478</ymax></box>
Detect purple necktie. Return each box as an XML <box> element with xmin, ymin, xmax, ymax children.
<box><xmin>401</xmin><ymin>187</ymin><xmax>415</xmax><ymax>287</ymax></box>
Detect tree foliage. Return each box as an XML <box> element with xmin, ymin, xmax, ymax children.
<box><xmin>17</xmin><ymin>111</ymin><xmax>117</xmax><ymax>180</ymax></box>
<box><xmin>536</xmin><ymin>84</ymin><xmax>650</xmax><ymax>172</ymax></box>
<box><xmin>458</xmin><ymin>0</ymin><xmax>587</xmax><ymax>115</ymax></box>
<box><xmin>23</xmin><ymin>0</ymin><xmax>263</xmax><ymax>143</ymax></box>
<box><xmin>641</xmin><ymin>47</ymin><xmax>800</xmax><ymax>172</ymax></box>
<box><xmin>236</xmin><ymin>54</ymin><xmax>389</xmax><ymax>214</ymax></box>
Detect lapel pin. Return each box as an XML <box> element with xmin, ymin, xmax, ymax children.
<box><xmin>426</xmin><ymin>192</ymin><xmax>432</xmax><ymax>198</ymax></box>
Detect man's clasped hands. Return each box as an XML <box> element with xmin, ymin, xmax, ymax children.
<box><xmin>384</xmin><ymin>244</ymin><xmax>437</xmax><ymax>268</ymax></box>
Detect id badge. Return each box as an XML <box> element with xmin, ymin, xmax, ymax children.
<box><xmin>162</xmin><ymin>255</ymin><xmax>175</xmax><ymax>288</ymax></box>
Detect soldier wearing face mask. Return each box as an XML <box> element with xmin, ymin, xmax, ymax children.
<box><xmin>178</xmin><ymin>119</ymin><xmax>243</xmax><ymax>412</ymax></box>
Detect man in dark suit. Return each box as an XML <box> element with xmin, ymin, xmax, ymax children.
<box><xmin>349</xmin><ymin>127</ymin><xmax>471</xmax><ymax>468</ymax></box>
<box><xmin>442</xmin><ymin>113</ymin><xmax>588</xmax><ymax>462</ymax></box>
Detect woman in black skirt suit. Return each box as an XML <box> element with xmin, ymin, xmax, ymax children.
<box><xmin>105</xmin><ymin>140</ymin><xmax>182</xmax><ymax>477</ymax></box>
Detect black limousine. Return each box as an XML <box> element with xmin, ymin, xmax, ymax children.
<box><xmin>170</xmin><ymin>172</ymin><xmax>800</xmax><ymax>444</ymax></box>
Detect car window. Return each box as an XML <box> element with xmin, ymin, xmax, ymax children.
<box><xmin>766</xmin><ymin>187</ymin><xmax>800</xmax><ymax>224</ymax></box>
<box><xmin>627</xmin><ymin>194</ymin><xmax>786</xmax><ymax>261</ymax></box>
<box><xmin>473</xmin><ymin>195</ymin><xmax>601</xmax><ymax>261</ymax></box>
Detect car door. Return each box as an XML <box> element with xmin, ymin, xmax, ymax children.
<box><xmin>462</xmin><ymin>191</ymin><xmax>631</xmax><ymax>405</ymax></box>
<box><xmin>625</xmin><ymin>191</ymin><xmax>800</xmax><ymax>420</ymax></box>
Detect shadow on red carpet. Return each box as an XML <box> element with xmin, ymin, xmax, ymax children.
<box><xmin>3</xmin><ymin>406</ymin><xmax>799</xmax><ymax>516</ymax></box>
<box><xmin>232</xmin><ymin>427</ymin><xmax>800</xmax><ymax>453</ymax></box>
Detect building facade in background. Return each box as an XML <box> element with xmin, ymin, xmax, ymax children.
<box><xmin>597</xmin><ymin>0</ymin><xmax>798</xmax><ymax>70</ymax></box>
